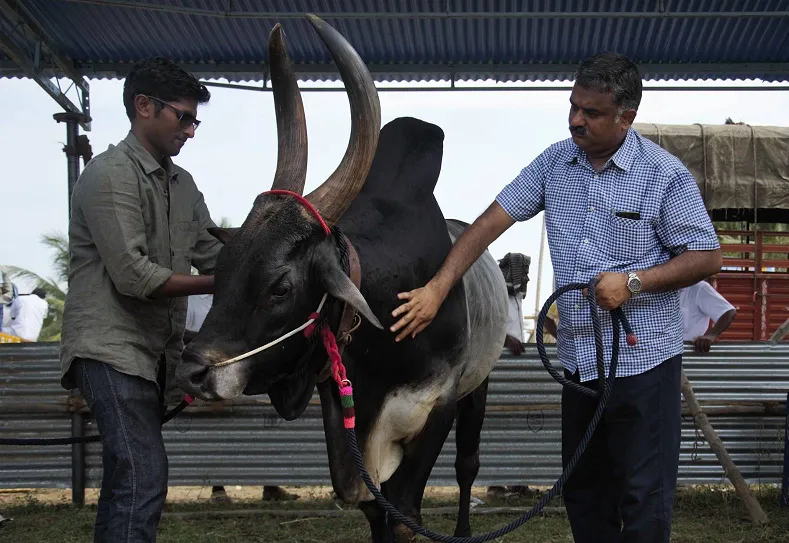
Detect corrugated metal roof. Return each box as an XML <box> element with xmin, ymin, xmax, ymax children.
<box><xmin>2</xmin><ymin>0</ymin><xmax>789</xmax><ymax>83</ymax></box>
<box><xmin>2</xmin><ymin>342</ymin><xmax>787</xmax><ymax>489</ymax></box>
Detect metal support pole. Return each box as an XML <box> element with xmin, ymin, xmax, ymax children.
<box><xmin>782</xmin><ymin>391</ymin><xmax>789</xmax><ymax>507</ymax></box>
<box><xmin>54</xmin><ymin>112</ymin><xmax>91</xmax><ymax>217</ymax></box>
<box><xmin>54</xmin><ymin>111</ymin><xmax>91</xmax><ymax>507</ymax></box>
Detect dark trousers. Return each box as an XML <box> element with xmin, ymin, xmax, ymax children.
<box><xmin>72</xmin><ymin>358</ymin><xmax>169</xmax><ymax>543</ymax></box>
<box><xmin>561</xmin><ymin>355</ymin><xmax>682</xmax><ymax>543</ymax></box>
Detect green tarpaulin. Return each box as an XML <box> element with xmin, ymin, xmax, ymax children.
<box><xmin>633</xmin><ymin>123</ymin><xmax>789</xmax><ymax>211</ymax></box>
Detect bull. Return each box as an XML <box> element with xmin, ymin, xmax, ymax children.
<box><xmin>176</xmin><ymin>14</ymin><xmax>510</xmax><ymax>542</ymax></box>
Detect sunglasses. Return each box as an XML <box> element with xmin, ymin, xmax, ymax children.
<box><xmin>143</xmin><ymin>94</ymin><xmax>201</xmax><ymax>130</ymax></box>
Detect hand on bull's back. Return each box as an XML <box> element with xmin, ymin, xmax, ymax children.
<box><xmin>390</xmin><ymin>282</ymin><xmax>446</xmax><ymax>342</ymax></box>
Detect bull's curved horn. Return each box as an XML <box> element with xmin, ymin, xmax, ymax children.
<box><xmin>303</xmin><ymin>13</ymin><xmax>381</xmax><ymax>226</ymax></box>
<box><xmin>269</xmin><ymin>24</ymin><xmax>308</xmax><ymax>194</ymax></box>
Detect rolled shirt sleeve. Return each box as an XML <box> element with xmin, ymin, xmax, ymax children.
<box><xmin>78</xmin><ymin>160</ymin><xmax>173</xmax><ymax>300</ymax></box>
<box><xmin>495</xmin><ymin>146</ymin><xmax>554</xmax><ymax>222</ymax></box>
<box><xmin>696</xmin><ymin>281</ymin><xmax>735</xmax><ymax>322</ymax></box>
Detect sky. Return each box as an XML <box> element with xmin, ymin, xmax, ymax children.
<box><xmin>1</xmin><ymin>76</ymin><xmax>787</xmax><ymax>331</ymax></box>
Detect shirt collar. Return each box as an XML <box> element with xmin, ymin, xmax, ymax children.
<box><xmin>121</xmin><ymin>131</ymin><xmax>178</xmax><ymax>179</ymax></box>
<box><xmin>566</xmin><ymin>127</ymin><xmax>638</xmax><ymax>172</ymax></box>
<box><xmin>608</xmin><ymin>127</ymin><xmax>637</xmax><ymax>172</ymax></box>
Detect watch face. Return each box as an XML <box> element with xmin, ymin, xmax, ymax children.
<box><xmin>629</xmin><ymin>276</ymin><xmax>642</xmax><ymax>292</ymax></box>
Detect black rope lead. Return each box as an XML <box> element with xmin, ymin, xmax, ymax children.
<box><xmin>344</xmin><ymin>279</ymin><xmax>636</xmax><ymax>542</ymax></box>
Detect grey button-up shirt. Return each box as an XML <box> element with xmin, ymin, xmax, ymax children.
<box><xmin>60</xmin><ymin>131</ymin><xmax>222</xmax><ymax>390</ymax></box>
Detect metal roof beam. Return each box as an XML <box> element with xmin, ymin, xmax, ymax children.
<box><xmin>62</xmin><ymin>1</ymin><xmax>789</xmax><ymax>20</ymax></box>
<box><xmin>10</xmin><ymin>60</ymin><xmax>785</xmax><ymax>83</ymax></box>
<box><xmin>201</xmin><ymin>80</ymin><xmax>789</xmax><ymax>93</ymax></box>
<box><xmin>0</xmin><ymin>0</ymin><xmax>90</xmax><ymax>130</ymax></box>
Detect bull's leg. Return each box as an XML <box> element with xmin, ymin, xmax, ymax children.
<box><xmin>385</xmin><ymin>400</ymin><xmax>458</xmax><ymax>542</ymax></box>
<box><xmin>453</xmin><ymin>377</ymin><xmax>489</xmax><ymax>537</ymax></box>
<box><xmin>360</xmin><ymin>494</ymin><xmax>395</xmax><ymax>543</ymax></box>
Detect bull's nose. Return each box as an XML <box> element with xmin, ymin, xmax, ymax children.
<box><xmin>176</xmin><ymin>351</ymin><xmax>218</xmax><ymax>400</ymax></box>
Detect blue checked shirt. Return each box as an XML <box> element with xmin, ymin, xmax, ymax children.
<box><xmin>496</xmin><ymin>128</ymin><xmax>719</xmax><ymax>382</ymax></box>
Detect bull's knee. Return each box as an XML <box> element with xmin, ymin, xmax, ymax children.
<box><xmin>455</xmin><ymin>451</ymin><xmax>480</xmax><ymax>485</ymax></box>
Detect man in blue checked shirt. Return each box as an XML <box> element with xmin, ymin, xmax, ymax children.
<box><xmin>391</xmin><ymin>52</ymin><xmax>721</xmax><ymax>542</ymax></box>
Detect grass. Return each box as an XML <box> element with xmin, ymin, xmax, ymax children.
<box><xmin>1</xmin><ymin>486</ymin><xmax>787</xmax><ymax>542</ymax></box>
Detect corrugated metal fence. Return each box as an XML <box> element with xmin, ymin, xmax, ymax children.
<box><xmin>1</xmin><ymin>342</ymin><xmax>787</xmax><ymax>493</ymax></box>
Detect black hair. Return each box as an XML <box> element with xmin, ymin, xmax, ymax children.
<box><xmin>123</xmin><ymin>57</ymin><xmax>211</xmax><ymax>120</ymax></box>
<box><xmin>574</xmin><ymin>52</ymin><xmax>642</xmax><ymax>111</ymax></box>
<box><xmin>32</xmin><ymin>287</ymin><xmax>47</xmax><ymax>299</ymax></box>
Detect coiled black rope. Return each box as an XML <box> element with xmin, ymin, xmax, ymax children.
<box><xmin>344</xmin><ymin>279</ymin><xmax>636</xmax><ymax>542</ymax></box>
<box><xmin>0</xmin><ymin>397</ymin><xmax>192</xmax><ymax>446</ymax></box>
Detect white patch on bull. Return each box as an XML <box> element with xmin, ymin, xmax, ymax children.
<box><xmin>347</xmin><ymin>219</ymin><xmax>509</xmax><ymax>503</ymax></box>
<box><xmin>358</xmin><ymin>374</ymin><xmax>459</xmax><ymax>501</ymax></box>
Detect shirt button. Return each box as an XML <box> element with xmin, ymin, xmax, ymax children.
<box><xmin>589</xmin><ymin>206</ymin><xmax>595</xmax><ymax>212</ymax></box>
<box><xmin>583</xmin><ymin>239</ymin><xmax>589</xmax><ymax>244</ymax></box>
<box><xmin>575</xmin><ymin>304</ymin><xmax>580</xmax><ymax>310</ymax></box>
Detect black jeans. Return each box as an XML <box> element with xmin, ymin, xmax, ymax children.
<box><xmin>72</xmin><ymin>358</ymin><xmax>169</xmax><ymax>543</ymax></box>
<box><xmin>561</xmin><ymin>355</ymin><xmax>682</xmax><ymax>543</ymax></box>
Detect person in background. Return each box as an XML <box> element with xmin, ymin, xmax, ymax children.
<box><xmin>0</xmin><ymin>281</ymin><xmax>19</xmax><ymax>336</ymax></box>
<box><xmin>184</xmin><ymin>294</ymin><xmax>298</xmax><ymax>504</ymax></box>
<box><xmin>488</xmin><ymin>253</ymin><xmax>536</xmax><ymax>498</ymax></box>
<box><xmin>9</xmin><ymin>287</ymin><xmax>49</xmax><ymax>341</ymax></box>
<box><xmin>499</xmin><ymin>252</ymin><xmax>530</xmax><ymax>356</ymax></box>
<box><xmin>679</xmin><ymin>280</ymin><xmax>736</xmax><ymax>353</ymax></box>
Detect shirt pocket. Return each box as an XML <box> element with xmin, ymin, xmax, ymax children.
<box><xmin>606</xmin><ymin>214</ymin><xmax>656</xmax><ymax>263</ymax></box>
<box><xmin>171</xmin><ymin>220</ymin><xmax>200</xmax><ymax>274</ymax></box>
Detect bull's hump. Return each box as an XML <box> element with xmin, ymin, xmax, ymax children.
<box><xmin>357</xmin><ymin>117</ymin><xmax>445</xmax><ymax>201</ymax></box>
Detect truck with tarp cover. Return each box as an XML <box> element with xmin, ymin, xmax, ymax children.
<box><xmin>635</xmin><ymin>122</ymin><xmax>789</xmax><ymax>341</ymax></box>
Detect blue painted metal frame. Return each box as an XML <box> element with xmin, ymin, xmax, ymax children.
<box><xmin>2</xmin><ymin>0</ymin><xmax>789</xmax><ymax>84</ymax></box>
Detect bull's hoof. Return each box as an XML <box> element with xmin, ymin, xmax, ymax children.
<box><xmin>210</xmin><ymin>488</ymin><xmax>232</xmax><ymax>504</ymax></box>
<box><xmin>262</xmin><ymin>486</ymin><xmax>298</xmax><ymax>501</ymax></box>
<box><xmin>392</xmin><ymin>522</ymin><xmax>418</xmax><ymax>543</ymax></box>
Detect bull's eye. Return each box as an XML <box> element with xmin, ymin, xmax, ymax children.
<box><xmin>272</xmin><ymin>285</ymin><xmax>290</xmax><ymax>297</ymax></box>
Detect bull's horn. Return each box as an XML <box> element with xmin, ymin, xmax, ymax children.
<box><xmin>269</xmin><ymin>23</ymin><xmax>308</xmax><ymax>194</ymax></box>
<box><xmin>303</xmin><ymin>13</ymin><xmax>381</xmax><ymax>226</ymax></box>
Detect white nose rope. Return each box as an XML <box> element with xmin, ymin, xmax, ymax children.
<box><xmin>211</xmin><ymin>293</ymin><xmax>328</xmax><ymax>368</ymax></box>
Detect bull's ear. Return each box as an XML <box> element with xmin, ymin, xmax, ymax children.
<box><xmin>318</xmin><ymin>260</ymin><xmax>383</xmax><ymax>330</ymax></box>
<box><xmin>208</xmin><ymin>227</ymin><xmax>239</xmax><ymax>245</ymax></box>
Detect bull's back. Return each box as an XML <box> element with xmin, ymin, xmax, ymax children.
<box><xmin>446</xmin><ymin>219</ymin><xmax>509</xmax><ymax>398</ymax></box>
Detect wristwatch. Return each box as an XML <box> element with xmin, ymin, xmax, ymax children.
<box><xmin>626</xmin><ymin>271</ymin><xmax>642</xmax><ymax>297</ymax></box>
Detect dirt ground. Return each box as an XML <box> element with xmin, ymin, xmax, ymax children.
<box><xmin>2</xmin><ymin>485</ymin><xmax>788</xmax><ymax>542</ymax></box>
<box><xmin>0</xmin><ymin>485</ymin><xmax>481</xmax><ymax>507</ymax></box>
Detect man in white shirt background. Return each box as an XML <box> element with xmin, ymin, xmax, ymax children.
<box><xmin>1</xmin><ymin>284</ymin><xmax>48</xmax><ymax>342</ymax></box>
<box><xmin>679</xmin><ymin>280</ymin><xmax>737</xmax><ymax>353</ymax></box>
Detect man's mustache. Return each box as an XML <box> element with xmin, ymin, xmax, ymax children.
<box><xmin>570</xmin><ymin>126</ymin><xmax>588</xmax><ymax>136</ymax></box>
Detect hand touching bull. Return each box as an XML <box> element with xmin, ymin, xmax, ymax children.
<box><xmin>391</xmin><ymin>203</ymin><xmax>515</xmax><ymax>341</ymax></box>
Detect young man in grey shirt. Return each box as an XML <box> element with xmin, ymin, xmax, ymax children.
<box><xmin>60</xmin><ymin>58</ymin><xmax>222</xmax><ymax>542</ymax></box>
